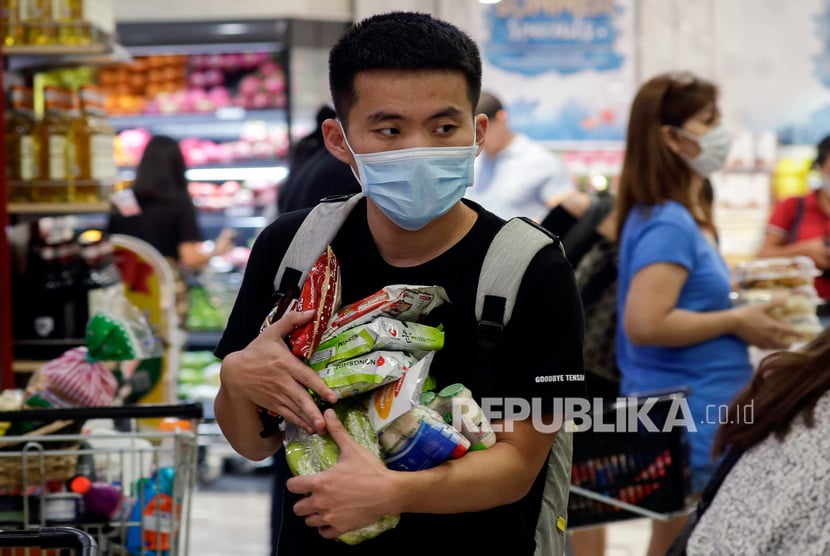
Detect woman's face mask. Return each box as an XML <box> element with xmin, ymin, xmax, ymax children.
<box><xmin>339</xmin><ymin>121</ymin><xmax>478</xmax><ymax>231</ymax></box>
<box><xmin>673</xmin><ymin>125</ymin><xmax>733</xmax><ymax>177</ymax></box>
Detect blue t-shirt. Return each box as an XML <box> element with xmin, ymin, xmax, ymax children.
<box><xmin>616</xmin><ymin>201</ymin><xmax>752</xmax><ymax>471</ymax></box>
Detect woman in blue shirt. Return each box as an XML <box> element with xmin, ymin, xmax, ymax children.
<box><xmin>615</xmin><ymin>71</ymin><xmax>797</xmax><ymax>556</ymax></box>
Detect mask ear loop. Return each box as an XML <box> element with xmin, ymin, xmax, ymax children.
<box><xmin>337</xmin><ymin>120</ymin><xmax>364</xmax><ymax>186</ymax></box>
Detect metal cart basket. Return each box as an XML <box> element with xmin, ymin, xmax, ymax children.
<box><xmin>0</xmin><ymin>526</ymin><xmax>98</xmax><ymax>555</ymax></box>
<box><xmin>0</xmin><ymin>403</ymin><xmax>202</xmax><ymax>555</ymax></box>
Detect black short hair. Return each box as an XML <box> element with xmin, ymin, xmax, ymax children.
<box><xmin>477</xmin><ymin>91</ymin><xmax>504</xmax><ymax>119</ymax></box>
<box><xmin>329</xmin><ymin>12</ymin><xmax>482</xmax><ymax>127</ymax></box>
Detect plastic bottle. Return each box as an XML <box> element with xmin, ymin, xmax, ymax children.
<box><xmin>32</xmin><ymin>86</ymin><xmax>71</xmax><ymax>201</ymax></box>
<box><xmin>433</xmin><ymin>383</ymin><xmax>496</xmax><ymax>451</ymax></box>
<box><xmin>5</xmin><ymin>85</ymin><xmax>36</xmax><ymax>202</ymax></box>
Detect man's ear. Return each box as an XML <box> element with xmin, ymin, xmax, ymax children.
<box><xmin>474</xmin><ymin>113</ymin><xmax>488</xmax><ymax>155</ymax></box>
<box><xmin>322</xmin><ymin>119</ymin><xmax>353</xmax><ymax>165</ymax></box>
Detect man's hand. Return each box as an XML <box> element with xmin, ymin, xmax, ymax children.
<box><xmin>220</xmin><ymin>310</ymin><xmax>338</xmax><ymax>434</ymax></box>
<box><xmin>287</xmin><ymin>409</ymin><xmax>397</xmax><ymax>539</ymax></box>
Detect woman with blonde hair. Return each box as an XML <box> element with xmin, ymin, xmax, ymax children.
<box><xmin>615</xmin><ymin>71</ymin><xmax>797</xmax><ymax>555</ymax></box>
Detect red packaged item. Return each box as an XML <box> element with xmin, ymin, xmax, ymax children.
<box><xmin>288</xmin><ymin>246</ymin><xmax>341</xmax><ymax>360</ymax></box>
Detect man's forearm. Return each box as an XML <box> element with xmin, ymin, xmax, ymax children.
<box><xmin>214</xmin><ymin>384</ymin><xmax>283</xmax><ymax>461</ymax></box>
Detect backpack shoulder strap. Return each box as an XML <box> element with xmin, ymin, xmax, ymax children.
<box><xmin>475</xmin><ymin>217</ymin><xmax>559</xmax><ymax>337</ymax></box>
<box><xmin>273</xmin><ymin>193</ymin><xmax>364</xmax><ymax>293</ymax></box>
<box><xmin>786</xmin><ymin>193</ymin><xmax>808</xmax><ymax>244</ymax></box>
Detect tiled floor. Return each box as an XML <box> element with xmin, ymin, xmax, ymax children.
<box><xmin>187</xmin><ymin>469</ymin><xmax>652</xmax><ymax>556</ymax></box>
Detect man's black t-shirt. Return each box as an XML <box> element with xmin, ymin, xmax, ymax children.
<box><xmin>215</xmin><ymin>197</ymin><xmax>585</xmax><ymax>555</ymax></box>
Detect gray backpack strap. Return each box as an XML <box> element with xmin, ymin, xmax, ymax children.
<box><xmin>475</xmin><ymin>217</ymin><xmax>556</xmax><ymax>338</ymax></box>
<box><xmin>474</xmin><ymin>217</ymin><xmax>571</xmax><ymax>556</ymax></box>
<box><xmin>535</xmin><ymin>429</ymin><xmax>573</xmax><ymax>556</ymax></box>
<box><xmin>274</xmin><ymin>193</ymin><xmax>364</xmax><ymax>292</ymax></box>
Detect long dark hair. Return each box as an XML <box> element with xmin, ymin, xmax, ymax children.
<box><xmin>616</xmin><ymin>71</ymin><xmax>718</xmax><ymax>240</ymax></box>
<box><xmin>712</xmin><ymin>328</ymin><xmax>830</xmax><ymax>458</ymax></box>
<box><xmin>132</xmin><ymin>135</ymin><xmax>190</xmax><ymax>204</ymax></box>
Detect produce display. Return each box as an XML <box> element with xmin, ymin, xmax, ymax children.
<box><xmin>99</xmin><ymin>52</ymin><xmax>286</xmax><ymax>116</ymax></box>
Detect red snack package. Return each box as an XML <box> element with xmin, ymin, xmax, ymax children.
<box><xmin>289</xmin><ymin>246</ymin><xmax>341</xmax><ymax>360</ymax></box>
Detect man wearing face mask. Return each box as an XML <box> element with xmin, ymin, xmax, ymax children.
<box><xmin>211</xmin><ymin>12</ymin><xmax>585</xmax><ymax>556</ymax></box>
<box><xmin>615</xmin><ymin>71</ymin><xmax>797</xmax><ymax>556</ymax></box>
<box><xmin>758</xmin><ymin>134</ymin><xmax>830</xmax><ymax>301</ymax></box>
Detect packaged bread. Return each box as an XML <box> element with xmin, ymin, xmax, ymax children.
<box><xmin>734</xmin><ymin>256</ymin><xmax>820</xmax><ymax>289</ymax></box>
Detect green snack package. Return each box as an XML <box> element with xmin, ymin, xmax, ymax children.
<box><xmin>318</xmin><ymin>351</ymin><xmax>415</xmax><ymax>399</ymax></box>
<box><xmin>283</xmin><ymin>402</ymin><xmax>400</xmax><ymax>545</ymax></box>
<box><xmin>309</xmin><ymin>317</ymin><xmax>444</xmax><ymax>371</ymax></box>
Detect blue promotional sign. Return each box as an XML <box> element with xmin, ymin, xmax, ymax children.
<box><xmin>484</xmin><ymin>0</ymin><xmax>625</xmax><ymax>77</ymax></box>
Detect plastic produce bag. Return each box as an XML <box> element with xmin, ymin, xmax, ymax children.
<box><xmin>283</xmin><ymin>401</ymin><xmax>400</xmax><ymax>545</ymax></box>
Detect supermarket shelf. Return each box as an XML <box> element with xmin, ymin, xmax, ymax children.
<box><xmin>109</xmin><ymin>108</ymin><xmax>287</xmax><ymax>129</ymax></box>
<box><xmin>185</xmin><ymin>330</ymin><xmax>224</xmax><ymax>351</ymax></box>
<box><xmin>12</xmin><ymin>360</ymin><xmax>46</xmax><ymax>373</ymax></box>
<box><xmin>4</xmin><ymin>43</ymin><xmax>109</xmax><ymax>56</ymax></box>
<box><xmin>8</xmin><ymin>202</ymin><xmax>111</xmax><ymax>214</ymax></box>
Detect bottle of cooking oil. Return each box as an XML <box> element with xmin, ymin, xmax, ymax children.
<box><xmin>5</xmin><ymin>85</ymin><xmax>37</xmax><ymax>202</ymax></box>
<box><xmin>53</xmin><ymin>0</ymin><xmax>87</xmax><ymax>45</ymax></box>
<box><xmin>32</xmin><ymin>86</ymin><xmax>71</xmax><ymax>202</ymax></box>
<box><xmin>2</xmin><ymin>0</ymin><xmax>26</xmax><ymax>46</ymax></box>
<box><xmin>21</xmin><ymin>0</ymin><xmax>57</xmax><ymax>45</ymax></box>
<box><xmin>84</xmin><ymin>86</ymin><xmax>117</xmax><ymax>183</ymax></box>
<box><xmin>64</xmin><ymin>88</ymin><xmax>86</xmax><ymax>201</ymax></box>
<box><xmin>71</xmin><ymin>85</ymin><xmax>101</xmax><ymax>201</ymax></box>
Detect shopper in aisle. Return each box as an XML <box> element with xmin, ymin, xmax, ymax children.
<box><xmin>757</xmin><ymin>134</ymin><xmax>830</xmax><ymax>300</ymax></box>
<box><xmin>466</xmin><ymin>91</ymin><xmax>576</xmax><ymax>221</ymax></box>
<box><xmin>542</xmin><ymin>189</ymin><xmax>618</xmax><ymax>556</ymax></box>
<box><xmin>275</xmin><ymin>105</ymin><xmax>359</xmax><ymax>216</ymax></box>
<box><xmin>615</xmin><ymin>71</ymin><xmax>798</xmax><ymax>556</ymax></box>
<box><xmin>213</xmin><ymin>11</ymin><xmax>585</xmax><ymax>556</ymax></box>
<box><xmin>107</xmin><ymin>135</ymin><xmax>236</xmax><ymax>322</ymax></box>
<box><xmin>673</xmin><ymin>326</ymin><xmax>830</xmax><ymax>554</ymax></box>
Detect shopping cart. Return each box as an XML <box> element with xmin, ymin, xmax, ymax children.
<box><xmin>0</xmin><ymin>526</ymin><xmax>97</xmax><ymax>555</ymax></box>
<box><xmin>567</xmin><ymin>388</ymin><xmax>693</xmax><ymax>529</ymax></box>
<box><xmin>0</xmin><ymin>403</ymin><xmax>202</xmax><ymax>556</ymax></box>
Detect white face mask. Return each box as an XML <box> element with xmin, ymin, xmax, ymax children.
<box><xmin>808</xmin><ymin>171</ymin><xmax>830</xmax><ymax>194</ymax></box>
<box><xmin>674</xmin><ymin>125</ymin><xmax>732</xmax><ymax>177</ymax></box>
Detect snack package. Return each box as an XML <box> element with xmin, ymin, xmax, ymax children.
<box><xmin>321</xmin><ymin>285</ymin><xmax>449</xmax><ymax>342</ymax></box>
<box><xmin>288</xmin><ymin>247</ymin><xmax>342</xmax><ymax>360</ymax></box>
<box><xmin>318</xmin><ymin>351</ymin><xmax>415</xmax><ymax>399</ymax></box>
<box><xmin>368</xmin><ymin>351</ymin><xmax>434</xmax><ymax>432</ymax></box>
<box><xmin>379</xmin><ymin>405</ymin><xmax>470</xmax><ymax>471</ymax></box>
<box><xmin>733</xmin><ymin>256</ymin><xmax>820</xmax><ymax>289</ymax></box>
<box><xmin>309</xmin><ymin>318</ymin><xmax>444</xmax><ymax>371</ymax></box>
<box><xmin>283</xmin><ymin>402</ymin><xmax>400</xmax><ymax>545</ymax></box>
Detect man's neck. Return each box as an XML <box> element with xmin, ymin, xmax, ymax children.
<box><xmin>367</xmin><ymin>202</ymin><xmax>478</xmax><ymax>267</ymax></box>
<box><xmin>484</xmin><ymin>130</ymin><xmax>516</xmax><ymax>158</ymax></box>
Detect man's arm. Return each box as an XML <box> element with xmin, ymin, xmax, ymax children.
<box><xmin>286</xmin><ymin>409</ymin><xmax>558</xmax><ymax>540</ymax></box>
<box><xmin>214</xmin><ymin>310</ymin><xmax>339</xmax><ymax>461</ymax></box>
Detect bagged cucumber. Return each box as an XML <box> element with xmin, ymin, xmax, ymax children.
<box><xmin>282</xmin><ymin>402</ymin><xmax>400</xmax><ymax>545</ymax></box>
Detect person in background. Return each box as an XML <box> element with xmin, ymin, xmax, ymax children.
<box><xmin>212</xmin><ymin>12</ymin><xmax>584</xmax><ymax>556</ymax></box>
<box><xmin>678</xmin><ymin>326</ymin><xmax>830</xmax><ymax>554</ymax></box>
<box><xmin>466</xmin><ymin>91</ymin><xmax>575</xmax><ymax>221</ymax></box>
<box><xmin>108</xmin><ymin>135</ymin><xmax>236</xmax><ymax>322</ymax></box>
<box><xmin>542</xmin><ymin>189</ymin><xmax>618</xmax><ymax>556</ymax></box>
<box><xmin>275</xmin><ymin>105</ymin><xmax>359</xmax><ymax>216</ymax></box>
<box><xmin>615</xmin><ymin>71</ymin><xmax>798</xmax><ymax>556</ymax></box>
<box><xmin>757</xmin><ymin>134</ymin><xmax>830</xmax><ymax>300</ymax></box>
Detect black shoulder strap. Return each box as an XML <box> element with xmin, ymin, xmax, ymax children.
<box><xmin>787</xmin><ymin>193</ymin><xmax>809</xmax><ymax>244</ymax></box>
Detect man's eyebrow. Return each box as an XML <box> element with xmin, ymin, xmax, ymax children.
<box><xmin>367</xmin><ymin>111</ymin><xmax>402</xmax><ymax>122</ymax></box>
<box><xmin>366</xmin><ymin>107</ymin><xmax>465</xmax><ymax>123</ymax></box>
